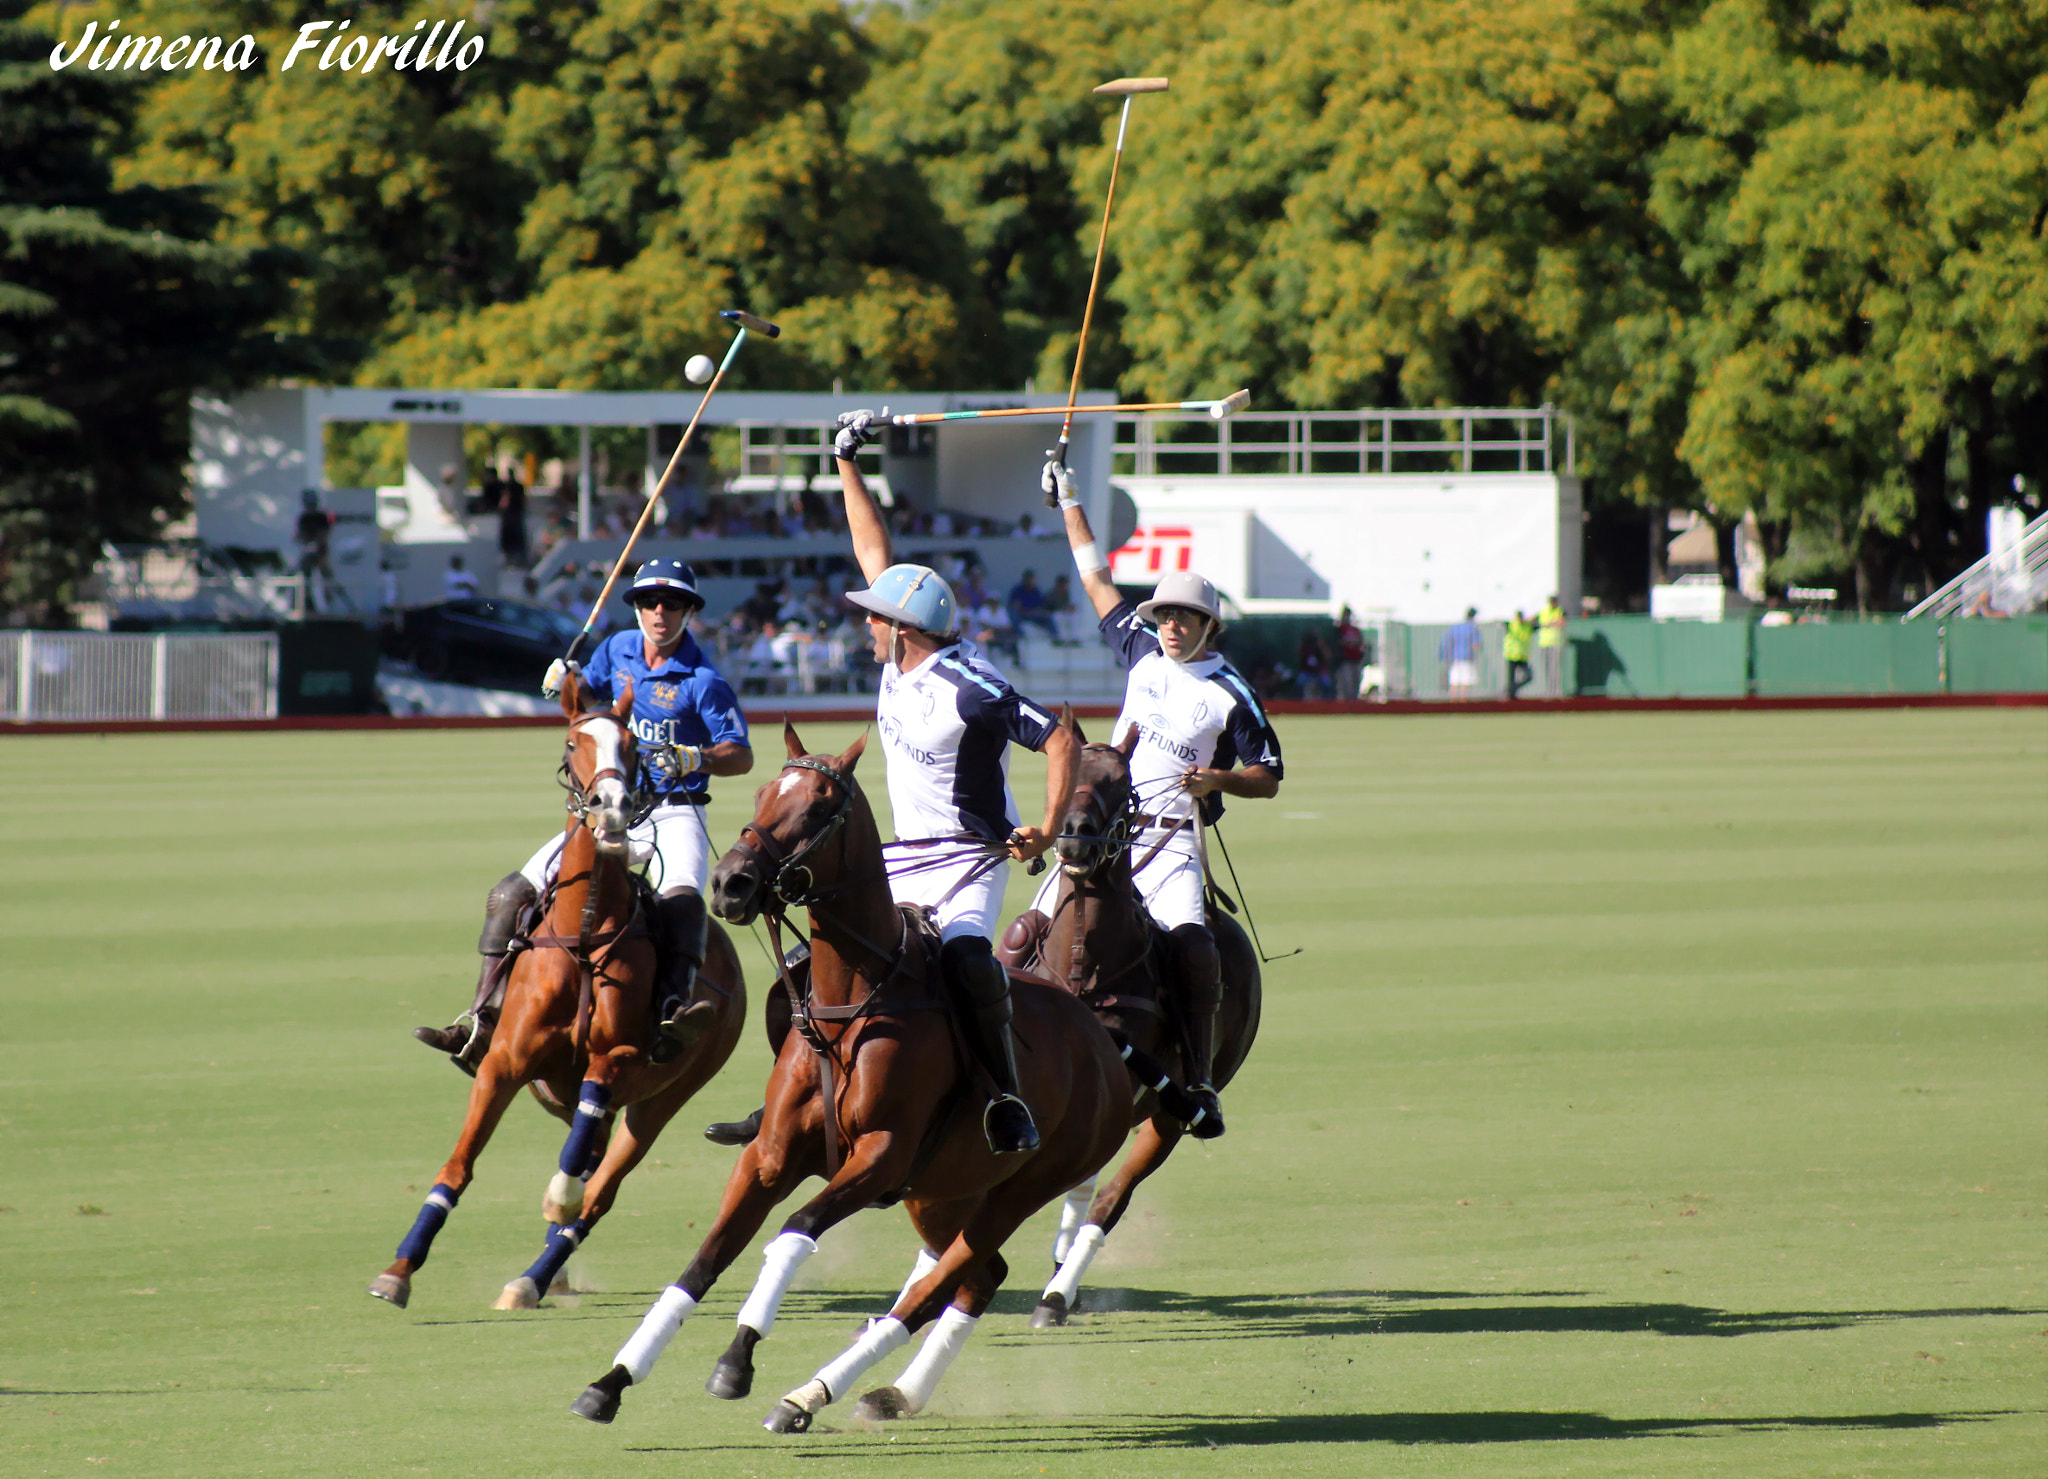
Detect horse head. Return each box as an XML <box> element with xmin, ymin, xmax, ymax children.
<box><xmin>1056</xmin><ymin>716</ymin><xmax>1141</xmax><ymax>879</ymax></box>
<box><xmin>710</xmin><ymin>719</ymin><xmax>869</xmax><ymax>925</ymax></box>
<box><xmin>560</xmin><ymin>669</ymin><xmax>639</xmax><ymax>860</ymax></box>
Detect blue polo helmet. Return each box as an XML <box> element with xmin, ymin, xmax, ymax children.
<box><xmin>627</xmin><ymin>558</ymin><xmax>702</xmax><ymax>609</ymax></box>
<box><xmin>843</xmin><ymin>563</ymin><xmax>957</xmax><ymax>637</ymax></box>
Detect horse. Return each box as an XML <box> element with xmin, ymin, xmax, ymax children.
<box><xmin>996</xmin><ymin>724</ymin><xmax>1262</xmax><ymax>1327</ymax></box>
<box><xmin>568</xmin><ymin>721</ymin><xmax>1128</xmax><ymax>1433</ymax></box>
<box><xmin>366</xmin><ymin>672</ymin><xmax>747</xmax><ymax>1311</ymax></box>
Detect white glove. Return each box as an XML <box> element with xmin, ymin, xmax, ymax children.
<box><xmin>1040</xmin><ymin>453</ymin><xmax>1078</xmax><ymax>510</ymax></box>
<box><xmin>669</xmin><ymin>743</ymin><xmax>706</xmax><ymax>776</ymax></box>
<box><xmin>834</xmin><ymin>409</ymin><xmax>877</xmax><ymax>460</ymax></box>
<box><xmin>542</xmin><ymin>658</ymin><xmax>579</xmax><ymax>698</ymax></box>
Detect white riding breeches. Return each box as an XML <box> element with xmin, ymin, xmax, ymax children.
<box><xmin>888</xmin><ymin>843</ymin><xmax>1010</xmax><ymax>944</ymax></box>
<box><xmin>520</xmin><ymin>801</ymin><xmax>714</xmax><ymax>898</ymax></box>
<box><xmin>1031</xmin><ymin>826</ymin><xmax>1205</xmax><ymax>931</ymax></box>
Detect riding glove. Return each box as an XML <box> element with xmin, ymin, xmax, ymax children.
<box><xmin>1041</xmin><ymin>454</ymin><xmax>1079</xmax><ymax>510</ymax></box>
<box><xmin>542</xmin><ymin>658</ymin><xmax>579</xmax><ymax>699</ymax></box>
<box><xmin>834</xmin><ymin>409</ymin><xmax>877</xmax><ymax>461</ymax></box>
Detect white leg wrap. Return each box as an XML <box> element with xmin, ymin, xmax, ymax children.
<box><xmin>735</xmin><ymin>1230</ymin><xmax>818</xmax><ymax>1338</ymax></box>
<box><xmin>1043</xmin><ymin>1223</ymin><xmax>1106</xmax><ymax>1306</ymax></box>
<box><xmin>615</xmin><ymin>1285</ymin><xmax>697</xmax><ymax>1383</ymax></box>
<box><xmin>893</xmin><ymin>1306</ymin><xmax>978</xmax><ymax>1415</ymax></box>
<box><xmin>810</xmin><ymin>1316</ymin><xmax>908</xmax><ymax>1406</ymax></box>
<box><xmin>1053</xmin><ymin>1179</ymin><xmax>1097</xmax><ymax>1264</ymax></box>
<box><xmin>893</xmin><ymin>1246</ymin><xmax>942</xmax><ymax>1312</ymax></box>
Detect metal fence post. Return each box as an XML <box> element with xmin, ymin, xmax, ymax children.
<box><xmin>17</xmin><ymin>631</ymin><xmax>32</xmax><ymax>720</ymax></box>
<box><xmin>151</xmin><ymin>632</ymin><xmax>169</xmax><ymax>720</ymax></box>
<box><xmin>265</xmin><ymin>633</ymin><xmax>281</xmax><ymax>718</ymax></box>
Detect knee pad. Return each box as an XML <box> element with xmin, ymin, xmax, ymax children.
<box><xmin>940</xmin><ymin>935</ymin><xmax>1008</xmax><ymax>1011</ymax></box>
<box><xmin>480</xmin><ymin>872</ymin><xmax>538</xmax><ymax>955</ymax></box>
<box><xmin>998</xmin><ymin>911</ymin><xmax>1050</xmax><ymax>969</ymax></box>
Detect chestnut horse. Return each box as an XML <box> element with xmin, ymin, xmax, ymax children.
<box><xmin>998</xmin><ymin>726</ymin><xmax>1261</xmax><ymax>1326</ymax></box>
<box><xmin>366</xmin><ymin>673</ymin><xmax>746</xmax><ymax>1311</ymax></box>
<box><xmin>569</xmin><ymin>722</ymin><xmax>1127</xmax><ymax>1433</ymax></box>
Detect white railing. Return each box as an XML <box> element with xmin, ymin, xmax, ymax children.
<box><xmin>1904</xmin><ymin>511</ymin><xmax>2048</xmax><ymax>619</ymax></box>
<box><xmin>1116</xmin><ymin>407</ymin><xmax>1575</xmax><ymax>478</ymax></box>
<box><xmin>1</xmin><ymin>631</ymin><xmax>278</xmax><ymax>722</ymax></box>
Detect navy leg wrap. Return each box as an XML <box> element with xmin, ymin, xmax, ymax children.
<box><xmin>395</xmin><ymin>1183</ymin><xmax>460</xmax><ymax>1267</ymax></box>
<box><xmin>522</xmin><ymin>1218</ymin><xmax>589</xmax><ymax>1292</ymax></box>
<box><xmin>559</xmin><ymin>1081</ymin><xmax>611</xmax><ymax>1177</ymax></box>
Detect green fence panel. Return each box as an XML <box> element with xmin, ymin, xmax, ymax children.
<box><xmin>1752</xmin><ymin>621</ymin><xmax>1940</xmax><ymax>695</ymax></box>
<box><xmin>277</xmin><ymin>620</ymin><xmax>380</xmax><ymax>715</ymax></box>
<box><xmin>1945</xmin><ymin>615</ymin><xmax>2048</xmax><ymax>693</ymax></box>
<box><xmin>1566</xmin><ymin>617</ymin><xmax>1750</xmax><ymax>697</ymax></box>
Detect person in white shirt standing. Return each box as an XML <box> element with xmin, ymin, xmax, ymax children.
<box><xmin>720</xmin><ymin>409</ymin><xmax>1079</xmax><ymax>1156</ymax></box>
<box><xmin>1035</xmin><ymin>459</ymin><xmax>1284</xmax><ymax>1138</ymax></box>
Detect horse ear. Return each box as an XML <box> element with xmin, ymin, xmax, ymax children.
<box><xmin>784</xmin><ymin>719</ymin><xmax>805</xmax><ymax>759</ymax></box>
<box><xmin>613</xmin><ymin>676</ymin><xmax>634</xmax><ymax>720</ymax></box>
<box><xmin>1117</xmin><ymin>724</ymin><xmax>1141</xmax><ymax>758</ymax></box>
<box><xmin>840</xmin><ymin>727</ymin><xmax>869</xmax><ymax>772</ymax></box>
<box><xmin>1064</xmin><ymin>703</ymin><xmax>1086</xmax><ymax>746</ymax></box>
<box><xmin>559</xmin><ymin>668</ymin><xmax>581</xmax><ymax>720</ymax></box>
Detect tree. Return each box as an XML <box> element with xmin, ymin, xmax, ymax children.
<box><xmin>0</xmin><ymin>0</ymin><xmax>291</xmax><ymax>623</ymax></box>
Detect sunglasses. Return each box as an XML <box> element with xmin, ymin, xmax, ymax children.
<box><xmin>634</xmin><ymin>595</ymin><xmax>694</xmax><ymax>612</ymax></box>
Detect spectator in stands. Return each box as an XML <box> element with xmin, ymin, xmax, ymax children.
<box><xmin>498</xmin><ymin>464</ymin><xmax>528</xmax><ymax>567</ymax></box>
<box><xmin>1296</xmin><ymin>628</ymin><xmax>1335</xmax><ymax>700</ymax></box>
<box><xmin>1439</xmin><ymin>607</ymin><xmax>1482</xmax><ymax>699</ymax></box>
<box><xmin>1504</xmin><ymin>609</ymin><xmax>1535</xmax><ymax>700</ymax></box>
<box><xmin>1333</xmin><ymin>607</ymin><xmax>1366</xmax><ymax>699</ymax></box>
<box><xmin>1007</xmin><ymin>569</ymin><xmax>1058</xmax><ymax>640</ymax></box>
<box><xmin>1537</xmin><ymin>594</ymin><xmax>1567</xmax><ymax>696</ymax></box>
<box><xmin>1013</xmin><ymin>512</ymin><xmax>1038</xmax><ymax>539</ymax></box>
<box><xmin>1044</xmin><ymin>574</ymin><xmax>1080</xmax><ymax>643</ymax></box>
<box><xmin>741</xmin><ymin>579</ymin><xmax>785</xmax><ymax>630</ymax></box>
<box><xmin>294</xmin><ymin>489</ymin><xmax>334</xmax><ymax>610</ymax></box>
<box><xmin>444</xmin><ymin>554</ymin><xmax>479</xmax><ymax>599</ymax></box>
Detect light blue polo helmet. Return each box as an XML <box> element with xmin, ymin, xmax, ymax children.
<box><xmin>843</xmin><ymin>563</ymin><xmax>957</xmax><ymax>637</ymax></box>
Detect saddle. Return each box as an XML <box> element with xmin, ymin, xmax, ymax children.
<box><xmin>466</xmin><ymin>875</ymin><xmax>661</xmax><ymax>1034</ymax></box>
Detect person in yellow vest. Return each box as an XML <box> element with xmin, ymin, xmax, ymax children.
<box><xmin>1537</xmin><ymin>595</ymin><xmax>1567</xmax><ymax>696</ymax></box>
<box><xmin>1504</xmin><ymin>610</ymin><xmax>1535</xmax><ymax>699</ymax></box>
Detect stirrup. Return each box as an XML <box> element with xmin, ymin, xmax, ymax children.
<box><xmin>983</xmin><ymin>1094</ymin><xmax>1040</xmax><ymax>1155</ymax></box>
<box><xmin>651</xmin><ymin>1000</ymin><xmax>716</xmax><ymax>1065</ymax></box>
<box><xmin>1184</xmin><ymin>1082</ymin><xmax>1225</xmax><ymax>1141</ymax></box>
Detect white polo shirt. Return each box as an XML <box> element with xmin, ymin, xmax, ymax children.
<box><xmin>876</xmin><ymin>639</ymin><xmax>1059</xmax><ymax>843</ymax></box>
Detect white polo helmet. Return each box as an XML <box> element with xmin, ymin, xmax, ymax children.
<box><xmin>1135</xmin><ymin>570</ymin><xmax>1226</xmax><ymax>628</ymax></box>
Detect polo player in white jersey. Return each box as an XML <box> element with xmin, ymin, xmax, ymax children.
<box><xmin>707</xmin><ymin>410</ymin><xmax>1078</xmax><ymax>1155</ymax></box>
<box><xmin>1035</xmin><ymin>459</ymin><xmax>1285</xmax><ymax>1138</ymax></box>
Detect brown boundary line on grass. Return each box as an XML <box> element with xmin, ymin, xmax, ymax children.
<box><xmin>1</xmin><ymin>691</ymin><xmax>2041</xmax><ymax>736</ymax></box>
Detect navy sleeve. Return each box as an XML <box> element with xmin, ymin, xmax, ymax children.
<box><xmin>578</xmin><ymin>633</ymin><xmax>622</xmax><ymax>704</ymax></box>
<box><xmin>1098</xmin><ymin>599</ymin><xmax>1161</xmax><ymax>669</ymax></box>
<box><xmin>1201</xmin><ymin>666</ymin><xmax>1284</xmax><ymax>824</ymax></box>
<box><xmin>941</xmin><ymin>656</ymin><xmax>1060</xmax><ymax>751</ymax></box>
<box><xmin>692</xmin><ymin>668</ymin><xmax>750</xmax><ymax>748</ymax></box>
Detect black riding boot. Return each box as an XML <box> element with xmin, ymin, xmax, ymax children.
<box><xmin>1167</xmin><ymin>922</ymin><xmax>1226</xmax><ymax>1139</ymax></box>
<box><xmin>942</xmin><ymin>936</ymin><xmax>1040</xmax><ymax>1155</ymax></box>
<box><xmin>650</xmin><ymin>889</ymin><xmax>712</xmax><ymax>1065</ymax></box>
<box><xmin>414</xmin><ymin>872</ymin><xmax>536</xmax><ymax>1074</ymax></box>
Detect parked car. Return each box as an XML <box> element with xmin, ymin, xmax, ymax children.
<box><xmin>385</xmin><ymin>598</ymin><xmax>591</xmax><ymax>689</ymax></box>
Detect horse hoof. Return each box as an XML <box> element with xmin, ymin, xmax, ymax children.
<box><xmin>570</xmin><ymin>1383</ymin><xmax>620</xmax><ymax>1424</ymax></box>
<box><xmin>367</xmin><ymin>1274</ymin><xmax>410</xmax><ymax>1309</ymax></box>
<box><xmin>705</xmin><ymin>1360</ymin><xmax>752</xmax><ymax>1401</ymax></box>
<box><xmin>542</xmin><ymin>1171</ymin><xmax>584</xmax><ymax>1225</ymax></box>
<box><xmin>854</xmin><ymin>1386</ymin><xmax>914</xmax><ymax>1422</ymax></box>
<box><xmin>763</xmin><ymin>1399</ymin><xmax>811</xmax><ymax>1434</ymax></box>
<box><xmin>495</xmin><ymin>1277</ymin><xmax>540</xmax><ymax>1311</ymax></box>
<box><xmin>1030</xmin><ymin>1292</ymin><xmax>1068</xmax><ymax>1329</ymax></box>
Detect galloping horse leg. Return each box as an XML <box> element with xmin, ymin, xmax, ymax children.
<box><xmin>1032</xmin><ymin>1113</ymin><xmax>1184</xmax><ymax>1328</ymax></box>
<box><xmin>853</xmin><ymin>1200</ymin><xmax>983</xmax><ymax>1422</ymax></box>
<box><xmin>569</xmin><ymin>1112</ymin><xmax>818</xmax><ymax>1424</ymax></box>
<box><xmin>367</xmin><ymin>1057</ymin><xmax>525</xmax><ymax>1309</ymax></box>
<box><xmin>542</xmin><ymin>1079</ymin><xmax>612</xmax><ymax>1226</ymax></box>
<box><xmin>1051</xmin><ymin>1177</ymin><xmax>1097</xmax><ymax>1270</ymax></box>
<box><xmin>499</xmin><ymin>1097</ymin><xmax>662</xmax><ymax>1310</ymax></box>
<box><xmin>704</xmin><ymin>1128</ymin><xmax>919</xmax><ymax>1403</ymax></box>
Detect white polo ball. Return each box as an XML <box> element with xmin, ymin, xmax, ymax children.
<box><xmin>685</xmin><ymin>354</ymin><xmax>716</xmax><ymax>385</ymax></box>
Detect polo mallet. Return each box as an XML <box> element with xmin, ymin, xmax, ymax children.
<box><xmin>889</xmin><ymin>390</ymin><xmax>1248</xmax><ymax>426</ymax></box>
<box><xmin>561</xmin><ymin>309</ymin><xmax>781</xmax><ymax>663</ymax></box>
<box><xmin>1047</xmin><ymin>76</ymin><xmax>1170</xmax><ymax>503</ymax></box>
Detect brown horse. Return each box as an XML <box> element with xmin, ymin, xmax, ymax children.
<box><xmin>366</xmin><ymin>673</ymin><xmax>746</xmax><ymax>1311</ymax></box>
<box><xmin>997</xmin><ymin>726</ymin><xmax>1261</xmax><ymax>1326</ymax></box>
<box><xmin>569</xmin><ymin>722</ymin><xmax>1128</xmax><ymax>1433</ymax></box>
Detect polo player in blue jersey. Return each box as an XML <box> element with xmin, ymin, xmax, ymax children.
<box><xmin>415</xmin><ymin>559</ymin><xmax>754</xmax><ymax>1070</ymax></box>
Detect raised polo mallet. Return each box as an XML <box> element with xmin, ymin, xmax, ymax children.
<box><xmin>561</xmin><ymin>309</ymin><xmax>781</xmax><ymax>664</ymax></box>
<box><xmin>890</xmin><ymin>390</ymin><xmax>1249</xmax><ymax>426</ymax></box>
<box><xmin>1048</xmin><ymin>75</ymin><xmax>1170</xmax><ymax>503</ymax></box>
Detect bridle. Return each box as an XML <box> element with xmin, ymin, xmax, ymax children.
<box><xmin>727</xmin><ymin>757</ymin><xmax>862</xmax><ymax>910</ymax></box>
<box><xmin>557</xmin><ymin>711</ymin><xmax>655</xmax><ymax>829</ymax></box>
<box><xmin>1057</xmin><ymin>743</ymin><xmax>1138</xmax><ymax>878</ymax></box>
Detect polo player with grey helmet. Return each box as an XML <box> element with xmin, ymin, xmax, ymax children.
<box><xmin>1037</xmin><ymin>458</ymin><xmax>1284</xmax><ymax>1138</ymax></box>
<box><xmin>414</xmin><ymin>559</ymin><xmax>753</xmax><ymax>1071</ymax></box>
<box><xmin>710</xmin><ymin>409</ymin><xmax>1078</xmax><ymax>1156</ymax></box>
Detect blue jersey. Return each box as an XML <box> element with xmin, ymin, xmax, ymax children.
<box><xmin>579</xmin><ymin>630</ymin><xmax>748</xmax><ymax>799</ymax></box>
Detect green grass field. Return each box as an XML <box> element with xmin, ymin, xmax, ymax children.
<box><xmin>3</xmin><ymin>710</ymin><xmax>2043</xmax><ymax>1477</ymax></box>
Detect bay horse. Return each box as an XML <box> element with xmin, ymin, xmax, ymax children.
<box><xmin>366</xmin><ymin>672</ymin><xmax>746</xmax><ymax>1311</ymax></box>
<box><xmin>569</xmin><ymin>722</ymin><xmax>1127</xmax><ymax>1433</ymax></box>
<box><xmin>996</xmin><ymin>725</ymin><xmax>1262</xmax><ymax>1326</ymax></box>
